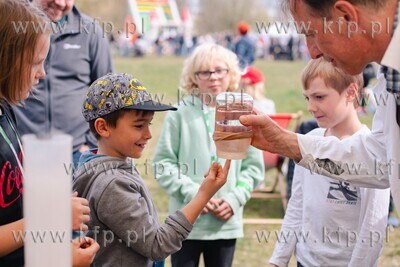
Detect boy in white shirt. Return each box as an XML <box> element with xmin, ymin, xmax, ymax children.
<box><xmin>269</xmin><ymin>58</ymin><xmax>390</xmax><ymax>267</ymax></box>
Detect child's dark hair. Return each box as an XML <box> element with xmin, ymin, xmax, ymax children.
<box><xmin>89</xmin><ymin>109</ymin><xmax>153</xmax><ymax>139</ymax></box>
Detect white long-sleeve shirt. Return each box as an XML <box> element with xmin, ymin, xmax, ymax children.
<box><xmin>296</xmin><ymin>25</ymin><xmax>400</xmax><ymax>216</ymax></box>
<box><xmin>270</xmin><ymin>127</ymin><xmax>390</xmax><ymax>267</ymax></box>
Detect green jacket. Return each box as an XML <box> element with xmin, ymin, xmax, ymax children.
<box><xmin>153</xmin><ymin>97</ymin><xmax>264</xmax><ymax>240</ymax></box>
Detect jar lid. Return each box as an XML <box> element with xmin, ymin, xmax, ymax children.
<box><xmin>216</xmin><ymin>92</ymin><xmax>253</xmax><ymax>107</ymax></box>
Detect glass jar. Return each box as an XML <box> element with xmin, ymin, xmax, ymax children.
<box><xmin>214</xmin><ymin>92</ymin><xmax>253</xmax><ymax>159</ymax></box>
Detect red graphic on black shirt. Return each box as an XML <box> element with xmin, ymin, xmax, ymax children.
<box><xmin>0</xmin><ymin>152</ymin><xmax>23</xmax><ymax>208</ymax></box>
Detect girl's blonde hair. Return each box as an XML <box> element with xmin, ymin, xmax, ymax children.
<box><xmin>0</xmin><ymin>0</ymin><xmax>50</xmax><ymax>104</ymax></box>
<box><xmin>180</xmin><ymin>43</ymin><xmax>241</xmax><ymax>93</ymax></box>
<box><xmin>301</xmin><ymin>58</ymin><xmax>364</xmax><ymax>106</ymax></box>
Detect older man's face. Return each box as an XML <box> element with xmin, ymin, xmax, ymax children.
<box><xmin>290</xmin><ymin>0</ymin><xmax>371</xmax><ymax>75</ymax></box>
<box><xmin>36</xmin><ymin>0</ymin><xmax>74</xmax><ymax>22</ymax></box>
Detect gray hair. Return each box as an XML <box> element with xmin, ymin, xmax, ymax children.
<box><xmin>280</xmin><ymin>0</ymin><xmax>391</xmax><ymax>17</ymax></box>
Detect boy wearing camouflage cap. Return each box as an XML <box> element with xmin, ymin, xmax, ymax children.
<box><xmin>73</xmin><ymin>73</ymin><xmax>231</xmax><ymax>266</ymax></box>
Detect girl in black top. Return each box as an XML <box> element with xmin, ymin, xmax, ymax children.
<box><xmin>0</xmin><ymin>1</ymin><xmax>98</xmax><ymax>266</ymax></box>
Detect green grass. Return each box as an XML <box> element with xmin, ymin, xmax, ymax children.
<box><xmin>114</xmin><ymin>55</ymin><xmax>398</xmax><ymax>267</ymax></box>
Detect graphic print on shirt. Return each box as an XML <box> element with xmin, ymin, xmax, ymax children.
<box><xmin>0</xmin><ymin>151</ymin><xmax>23</xmax><ymax>208</ymax></box>
<box><xmin>0</xmin><ymin>108</ymin><xmax>23</xmax><ymax>209</ymax></box>
<box><xmin>327</xmin><ymin>181</ymin><xmax>358</xmax><ymax>205</ymax></box>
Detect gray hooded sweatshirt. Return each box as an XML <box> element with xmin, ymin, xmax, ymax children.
<box><xmin>73</xmin><ymin>153</ymin><xmax>192</xmax><ymax>267</ymax></box>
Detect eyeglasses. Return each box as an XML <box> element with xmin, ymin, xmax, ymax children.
<box><xmin>195</xmin><ymin>69</ymin><xmax>229</xmax><ymax>80</ymax></box>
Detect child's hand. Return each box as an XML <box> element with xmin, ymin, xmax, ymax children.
<box><xmin>200</xmin><ymin>160</ymin><xmax>231</xmax><ymax>198</ymax></box>
<box><xmin>72</xmin><ymin>236</ymin><xmax>99</xmax><ymax>267</ymax></box>
<box><xmin>201</xmin><ymin>198</ymin><xmax>220</xmax><ymax>214</ymax></box>
<box><xmin>71</xmin><ymin>192</ymin><xmax>90</xmax><ymax>231</ymax></box>
<box><xmin>212</xmin><ymin>199</ymin><xmax>233</xmax><ymax>221</ymax></box>
<box><xmin>239</xmin><ymin>114</ymin><xmax>302</xmax><ymax>162</ymax></box>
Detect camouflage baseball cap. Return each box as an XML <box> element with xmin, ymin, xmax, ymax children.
<box><xmin>82</xmin><ymin>73</ymin><xmax>177</xmax><ymax>121</ymax></box>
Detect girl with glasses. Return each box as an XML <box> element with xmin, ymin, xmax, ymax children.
<box><xmin>154</xmin><ymin>43</ymin><xmax>264</xmax><ymax>267</ymax></box>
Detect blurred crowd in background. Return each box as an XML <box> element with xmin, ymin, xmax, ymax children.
<box><xmin>112</xmin><ymin>28</ymin><xmax>309</xmax><ymax>62</ymax></box>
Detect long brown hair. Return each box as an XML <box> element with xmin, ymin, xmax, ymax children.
<box><xmin>0</xmin><ymin>0</ymin><xmax>49</xmax><ymax>104</ymax></box>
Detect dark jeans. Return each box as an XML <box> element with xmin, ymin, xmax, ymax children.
<box><xmin>297</xmin><ymin>261</ymin><xmax>305</xmax><ymax>267</ymax></box>
<box><xmin>171</xmin><ymin>239</ymin><xmax>236</xmax><ymax>267</ymax></box>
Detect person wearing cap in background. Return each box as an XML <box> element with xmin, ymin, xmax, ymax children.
<box><xmin>240</xmin><ymin>66</ymin><xmax>276</xmax><ymax>115</ymax></box>
<box><xmin>73</xmin><ymin>73</ymin><xmax>231</xmax><ymax>267</ymax></box>
<box><xmin>234</xmin><ymin>21</ymin><xmax>256</xmax><ymax>70</ymax></box>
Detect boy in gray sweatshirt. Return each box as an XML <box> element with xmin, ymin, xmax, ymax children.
<box><xmin>73</xmin><ymin>73</ymin><xmax>230</xmax><ymax>267</ymax></box>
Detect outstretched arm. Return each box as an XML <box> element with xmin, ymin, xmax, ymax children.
<box><xmin>239</xmin><ymin>114</ymin><xmax>302</xmax><ymax>161</ymax></box>
<box><xmin>95</xmin><ymin>161</ymin><xmax>230</xmax><ymax>262</ymax></box>
<box><xmin>240</xmin><ymin>81</ymin><xmax>391</xmax><ymax>190</ymax></box>
<box><xmin>181</xmin><ymin>160</ymin><xmax>231</xmax><ymax>224</ymax></box>
<box><xmin>213</xmin><ymin>146</ymin><xmax>264</xmax><ymax>221</ymax></box>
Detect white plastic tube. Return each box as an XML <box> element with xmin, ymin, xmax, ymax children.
<box><xmin>22</xmin><ymin>133</ymin><xmax>72</xmax><ymax>267</ymax></box>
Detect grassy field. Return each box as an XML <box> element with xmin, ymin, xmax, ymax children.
<box><xmin>114</xmin><ymin>55</ymin><xmax>400</xmax><ymax>267</ymax></box>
